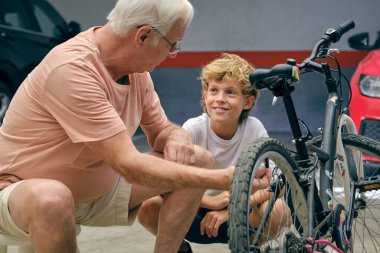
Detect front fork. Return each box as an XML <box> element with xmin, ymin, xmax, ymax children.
<box><xmin>335</xmin><ymin>114</ymin><xmax>362</xmax><ymax>206</ymax></box>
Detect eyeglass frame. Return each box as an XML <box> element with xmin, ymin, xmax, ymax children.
<box><xmin>150</xmin><ymin>27</ymin><xmax>181</xmax><ymax>56</ymax></box>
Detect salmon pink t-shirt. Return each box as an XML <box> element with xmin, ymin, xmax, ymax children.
<box><xmin>0</xmin><ymin>27</ymin><xmax>168</xmax><ymax>201</ymax></box>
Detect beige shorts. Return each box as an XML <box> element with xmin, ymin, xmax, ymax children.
<box><xmin>0</xmin><ymin>176</ymin><xmax>138</xmax><ymax>239</ymax></box>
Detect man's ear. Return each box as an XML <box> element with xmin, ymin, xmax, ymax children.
<box><xmin>244</xmin><ymin>96</ymin><xmax>255</xmax><ymax>109</ymax></box>
<box><xmin>140</xmin><ymin>35</ymin><xmax>147</xmax><ymax>42</ymax></box>
<box><xmin>135</xmin><ymin>26</ymin><xmax>152</xmax><ymax>45</ymax></box>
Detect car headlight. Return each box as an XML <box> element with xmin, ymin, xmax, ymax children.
<box><xmin>359</xmin><ymin>74</ymin><xmax>380</xmax><ymax>98</ymax></box>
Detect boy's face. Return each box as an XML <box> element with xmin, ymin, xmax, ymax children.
<box><xmin>204</xmin><ymin>79</ymin><xmax>254</xmax><ymax>126</ymax></box>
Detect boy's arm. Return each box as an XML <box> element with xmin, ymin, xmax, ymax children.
<box><xmin>200</xmin><ymin>191</ymin><xmax>230</xmax><ymax>210</ymax></box>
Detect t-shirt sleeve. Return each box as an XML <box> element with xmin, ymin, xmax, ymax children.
<box><xmin>258</xmin><ymin>121</ymin><xmax>269</xmax><ymax>138</ymax></box>
<box><xmin>182</xmin><ymin>116</ymin><xmax>207</xmax><ymax>146</ymax></box>
<box><xmin>182</xmin><ymin>119</ymin><xmax>197</xmax><ymax>143</ymax></box>
<box><xmin>43</xmin><ymin>63</ymin><xmax>126</xmax><ymax>143</ymax></box>
<box><xmin>248</xmin><ymin>116</ymin><xmax>269</xmax><ymax>139</ymax></box>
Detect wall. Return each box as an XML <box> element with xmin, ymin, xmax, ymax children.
<box><xmin>48</xmin><ymin>0</ymin><xmax>380</xmax><ymax>133</ymax></box>
<box><xmin>49</xmin><ymin>0</ymin><xmax>380</xmax><ymax>50</ymax></box>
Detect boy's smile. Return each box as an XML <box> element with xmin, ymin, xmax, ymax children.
<box><xmin>212</xmin><ymin>106</ymin><xmax>228</xmax><ymax>113</ymax></box>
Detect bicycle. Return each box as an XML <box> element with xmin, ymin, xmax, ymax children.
<box><xmin>228</xmin><ymin>20</ymin><xmax>380</xmax><ymax>253</ymax></box>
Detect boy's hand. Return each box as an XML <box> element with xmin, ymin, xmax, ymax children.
<box><xmin>200</xmin><ymin>209</ymin><xmax>228</xmax><ymax>238</ymax></box>
<box><xmin>164</xmin><ymin>128</ymin><xmax>195</xmax><ymax>165</ymax></box>
<box><xmin>252</xmin><ymin>165</ymin><xmax>272</xmax><ymax>193</ymax></box>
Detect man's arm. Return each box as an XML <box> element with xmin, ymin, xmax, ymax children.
<box><xmin>152</xmin><ymin>121</ymin><xmax>195</xmax><ymax>165</ymax></box>
<box><xmin>84</xmin><ymin>129</ymin><xmax>232</xmax><ymax>191</ymax></box>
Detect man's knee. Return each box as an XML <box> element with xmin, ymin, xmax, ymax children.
<box><xmin>27</xmin><ymin>180</ymin><xmax>75</xmax><ymax>220</ymax></box>
<box><xmin>193</xmin><ymin>145</ymin><xmax>214</xmax><ymax>169</ymax></box>
<box><xmin>7</xmin><ymin>179</ymin><xmax>75</xmax><ymax>234</ymax></box>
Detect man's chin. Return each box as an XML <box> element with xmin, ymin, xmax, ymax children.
<box><xmin>137</xmin><ymin>67</ymin><xmax>155</xmax><ymax>73</ymax></box>
<box><xmin>146</xmin><ymin>66</ymin><xmax>156</xmax><ymax>73</ymax></box>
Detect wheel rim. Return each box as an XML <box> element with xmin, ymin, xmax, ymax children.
<box><xmin>228</xmin><ymin>138</ymin><xmax>308</xmax><ymax>253</ymax></box>
<box><xmin>249</xmin><ymin>151</ymin><xmax>307</xmax><ymax>252</ymax></box>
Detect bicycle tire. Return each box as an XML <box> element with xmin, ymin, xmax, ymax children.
<box><xmin>308</xmin><ymin>133</ymin><xmax>380</xmax><ymax>180</ymax></box>
<box><xmin>228</xmin><ymin>137</ymin><xmax>308</xmax><ymax>253</ymax></box>
<box><xmin>308</xmin><ymin>133</ymin><xmax>380</xmax><ymax>252</ymax></box>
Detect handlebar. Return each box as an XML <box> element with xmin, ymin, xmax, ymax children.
<box><xmin>322</xmin><ymin>20</ymin><xmax>355</xmax><ymax>44</ymax></box>
<box><xmin>250</xmin><ymin>20</ymin><xmax>355</xmax><ymax>90</ymax></box>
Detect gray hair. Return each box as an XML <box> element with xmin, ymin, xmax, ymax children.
<box><xmin>107</xmin><ymin>0</ymin><xmax>194</xmax><ymax>38</ymax></box>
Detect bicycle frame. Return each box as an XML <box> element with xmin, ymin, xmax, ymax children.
<box><xmin>279</xmin><ymin>60</ymin><xmax>364</xmax><ymax>241</ymax></box>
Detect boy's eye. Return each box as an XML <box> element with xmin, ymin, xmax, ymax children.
<box><xmin>209</xmin><ymin>87</ymin><xmax>217</xmax><ymax>93</ymax></box>
<box><xmin>227</xmin><ymin>90</ymin><xmax>237</xmax><ymax>95</ymax></box>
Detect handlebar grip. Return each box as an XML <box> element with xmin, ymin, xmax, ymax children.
<box><xmin>249</xmin><ymin>64</ymin><xmax>297</xmax><ymax>90</ymax></box>
<box><xmin>337</xmin><ymin>20</ymin><xmax>355</xmax><ymax>37</ymax></box>
<box><xmin>249</xmin><ymin>69</ymin><xmax>272</xmax><ymax>89</ymax></box>
<box><xmin>324</xmin><ymin>20</ymin><xmax>355</xmax><ymax>43</ymax></box>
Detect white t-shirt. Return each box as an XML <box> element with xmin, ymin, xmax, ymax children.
<box><xmin>183</xmin><ymin>113</ymin><xmax>268</xmax><ymax>196</ymax></box>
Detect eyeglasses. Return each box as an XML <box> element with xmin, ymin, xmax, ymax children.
<box><xmin>151</xmin><ymin>27</ymin><xmax>181</xmax><ymax>56</ymax></box>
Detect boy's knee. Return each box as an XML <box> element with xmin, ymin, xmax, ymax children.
<box><xmin>137</xmin><ymin>197</ymin><xmax>162</xmax><ymax>226</ymax></box>
<box><xmin>193</xmin><ymin>145</ymin><xmax>215</xmax><ymax>169</ymax></box>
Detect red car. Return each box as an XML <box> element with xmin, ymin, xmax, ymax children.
<box><xmin>348</xmin><ymin>31</ymin><xmax>380</xmax><ymax>174</ymax></box>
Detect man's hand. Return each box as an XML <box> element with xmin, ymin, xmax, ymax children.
<box><xmin>200</xmin><ymin>191</ymin><xmax>230</xmax><ymax>210</ymax></box>
<box><xmin>200</xmin><ymin>209</ymin><xmax>228</xmax><ymax>238</ymax></box>
<box><xmin>164</xmin><ymin>127</ymin><xmax>195</xmax><ymax>165</ymax></box>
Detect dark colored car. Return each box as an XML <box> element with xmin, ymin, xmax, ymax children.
<box><xmin>0</xmin><ymin>0</ymin><xmax>81</xmax><ymax>123</ymax></box>
<box><xmin>348</xmin><ymin>31</ymin><xmax>380</xmax><ymax>172</ymax></box>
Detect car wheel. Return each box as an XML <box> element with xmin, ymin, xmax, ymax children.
<box><xmin>0</xmin><ymin>81</ymin><xmax>13</xmax><ymax>125</ymax></box>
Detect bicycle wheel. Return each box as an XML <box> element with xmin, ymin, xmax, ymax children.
<box><xmin>308</xmin><ymin>133</ymin><xmax>380</xmax><ymax>252</ymax></box>
<box><xmin>228</xmin><ymin>137</ymin><xmax>308</xmax><ymax>253</ymax></box>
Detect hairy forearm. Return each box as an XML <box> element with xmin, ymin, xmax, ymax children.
<box><xmin>118</xmin><ymin>152</ymin><xmax>230</xmax><ymax>191</ymax></box>
<box><xmin>85</xmin><ymin>129</ymin><xmax>227</xmax><ymax>192</ymax></box>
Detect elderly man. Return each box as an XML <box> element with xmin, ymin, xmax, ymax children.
<box><xmin>0</xmin><ymin>1</ymin><xmax>233</xmax><ymax>252</ymax></box>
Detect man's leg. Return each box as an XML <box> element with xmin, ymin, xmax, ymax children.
<box><xmin>6</xmin><ymin>179</ymin><xmax>77</xmax><ymax>253</ymax></box>
<box><xmin>133</xmin><ymin>145</ymin><xmax>214</xmax><ymax>253</ymax></box>
<box><xmin>154</xmin><ymin>187</ymin><xmax>205</xmax><ymax>252</ymax></box>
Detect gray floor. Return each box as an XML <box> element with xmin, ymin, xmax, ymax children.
<box><xmin>6</xmin><ymin>223</ymin><xmax>229</xmax><ymax>253</ymax></box>
<box><xmin>76</xmin><ymin>223</ymin><xmax>230</xmax><ymax>253</ymax></box>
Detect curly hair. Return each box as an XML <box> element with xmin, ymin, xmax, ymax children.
<box><xmin>200</xmin><ymin>53</ymin><xmax>259</xmax><ymax>123</ymax></box>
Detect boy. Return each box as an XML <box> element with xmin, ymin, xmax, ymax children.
<box><xmin>138</xmin><ymin>53</ymin><xmax>291</xmax><ymax>252</ymax></box>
